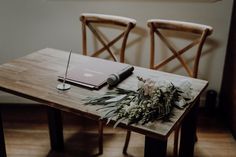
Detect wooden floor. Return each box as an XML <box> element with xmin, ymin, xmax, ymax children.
<box><xmin>1</xmin><ymin>105</ymin><xmax>236</xmax><ymax>157</ymax></box>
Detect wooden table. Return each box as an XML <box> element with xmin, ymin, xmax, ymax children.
<box><xmin>0</xmin><ymin>48</ymin><xmax>208</xmax><ymax>157</ymax></box>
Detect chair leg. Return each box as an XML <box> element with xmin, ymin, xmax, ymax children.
<box><xmin>123</xmin><ymin>130</ymin><xmax>131</xmax><ymax>154</ymax></box>
<box><xmin>173</xmin><ymin>126</ymin><xmax>180</xmax><ymax>157</ymax></box>
<box><xmin>98</xmin><ymin>121</ymin><xmax>103</xmax><ymax>155</ymax></box>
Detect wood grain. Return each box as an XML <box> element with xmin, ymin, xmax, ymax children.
<box><xmin>80</xmin><ymin>13</ymin><xmax>136</xmax><ymax>63</ymax></box>
<box><xmin>148</xmin><ymin>19</ymin><xmax>213</xmax><ymax>78</ymax></box>
<box><xmin>1</xmin><ymin>106</ymin><xmax>236</xmax><ymax>157</ymax></box>
<box><xmin>0</xmin><ymin>48</ymin><xmax>208</xmax><ymax>140</ymax></box>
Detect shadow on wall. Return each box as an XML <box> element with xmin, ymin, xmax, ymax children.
<box><xmin>150</xmin><ymin>31</ymin><xmax>220</xmax><ymax>78</ymax></box>
<box><xmin>125</xmin><ymin>26</ymin><xmax>148</xmax><ymax>65</ymax></box>
<box><xmin>81</xmin><ymin>21</ymin><xmax>219</xmax><ymax>75</ymax></box>
<box><xmin>199</xmin><ymin>38</ymin><xmax>220</xmax><ymax>79</ymax></box>
<box><xmin>86</xmin><ymin>25</ymin><xmax>147</xmax><ymax>65</ymax></box>
<box><xmin>169</xmin><ymin>38</ymin><xmax>219</xmax><ymax>77</ymax></box>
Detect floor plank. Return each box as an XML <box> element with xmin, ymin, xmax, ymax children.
<box><xmin>1</xmin><ymin>105</ymin><xmax>236</xmax><ymax>157</ymax></box>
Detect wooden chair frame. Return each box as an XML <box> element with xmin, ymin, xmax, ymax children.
<box><xmin>123</xmin><ymin>19</ymin><xmax>213</xmax><ymax>156</ymax></box>
<box><xmin>149</xmin><ymin>19</ymin><xmax>213</xmax><ymax>78</ymax></box>
<box><xmin>80</xmin><ymin>13</ymin><xmax>136</xmax><ymax>154</ymax></box>
<box><xmin>80</xmin><ymin>13</ymin><xmax>136</xmax><ymax>63</ymax></box>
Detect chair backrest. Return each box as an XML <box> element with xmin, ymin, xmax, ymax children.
<box><xmin>80</xmin><ymin>13</ymin><xmax>136</xmax><ymax>63</ymax></box>
<box><xmin>147</xmin><ymin>19</ymin><xmax>213</xmax><ymax>78</ymax></box>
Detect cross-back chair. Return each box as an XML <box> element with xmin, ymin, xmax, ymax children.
<box><xmin>80</xmin><ymin>13</ymin><xmax>136</xmax><ymax>154</ymax></box>
<box><xmin>80</xmin><ymin>13</ymin><xmax>136</xmax><ymax>63</ymax></box>
<box><xmin>123</xmin><ymin>19</ymin><xmax>213</xmax><ymax>156</ymax></box>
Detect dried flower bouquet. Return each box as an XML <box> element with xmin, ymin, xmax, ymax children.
<box><xmin>84</xmin><ymin>76</ymin><xmax>193</xmax><ymax>127</ymax></box>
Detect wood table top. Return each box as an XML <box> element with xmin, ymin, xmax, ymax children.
<box><xmin>0</xmin><ymin>48</ymin><xmax>208</xmax><ymax>140</ymax></box>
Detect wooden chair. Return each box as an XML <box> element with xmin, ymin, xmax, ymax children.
<box><xmin>123</xmin><ymin>19</ymin><xmax>213</xmax><ymax>156</ymax></box>
<box><xmin>80</xmin><ymin>13</ymin><xmax>136</xmax><ymax>63</ymax></box>
<box><xmin>80</xmin><ymin>13</ymin><xmax>136</xmax><ymax>154</ymax></box>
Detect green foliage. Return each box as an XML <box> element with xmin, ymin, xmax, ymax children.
<box><xmin>84</xmin><ymin>77</ymin><xmax>192</xmax><ymax>127</ymax></box>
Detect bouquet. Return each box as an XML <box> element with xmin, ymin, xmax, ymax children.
<box><xmin>84</xmin><ymin>76</ymin><xmax>192</xmax><ymax>127</ymax></box>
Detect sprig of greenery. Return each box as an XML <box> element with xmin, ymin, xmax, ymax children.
<box><xmin>84</xmin><ymin>77</ymin><xmax>192</xmax><ymax>126</ymax></box>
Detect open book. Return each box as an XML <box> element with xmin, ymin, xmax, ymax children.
<box><xmin>58</xmin><ymin>56</ymin><xmax>133</xmax><ymax>89</ymax></box>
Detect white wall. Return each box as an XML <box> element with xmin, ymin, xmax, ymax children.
<box><xmin>0</xmin><ymin>0</ymin><xmax>233</xmax><ymax>103</ymax></box>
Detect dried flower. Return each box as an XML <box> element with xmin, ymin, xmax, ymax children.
<box><xmin>84</xmin><ymin>77</ymin><xmax>193</xmax><ymax>126</ymax></box>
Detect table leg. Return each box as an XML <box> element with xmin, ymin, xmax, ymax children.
<box><xmin>0</xmin><ymin>111</ymin><xmax>7</xmax><ymax>157</ymax></box>
<box><xmin>179</xmin><ymin>100</ymin><xmax>199</xmax><ymax>157</ymax></box>
<box><xmin>144</xmin><ymin>136</ymin><xmax>167</xmax><ymax>157</ymax></box>
<box><xmin>47</xmin><ymin>108</ymin><xmax>64</xmax><ymax>151</ymax></box>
